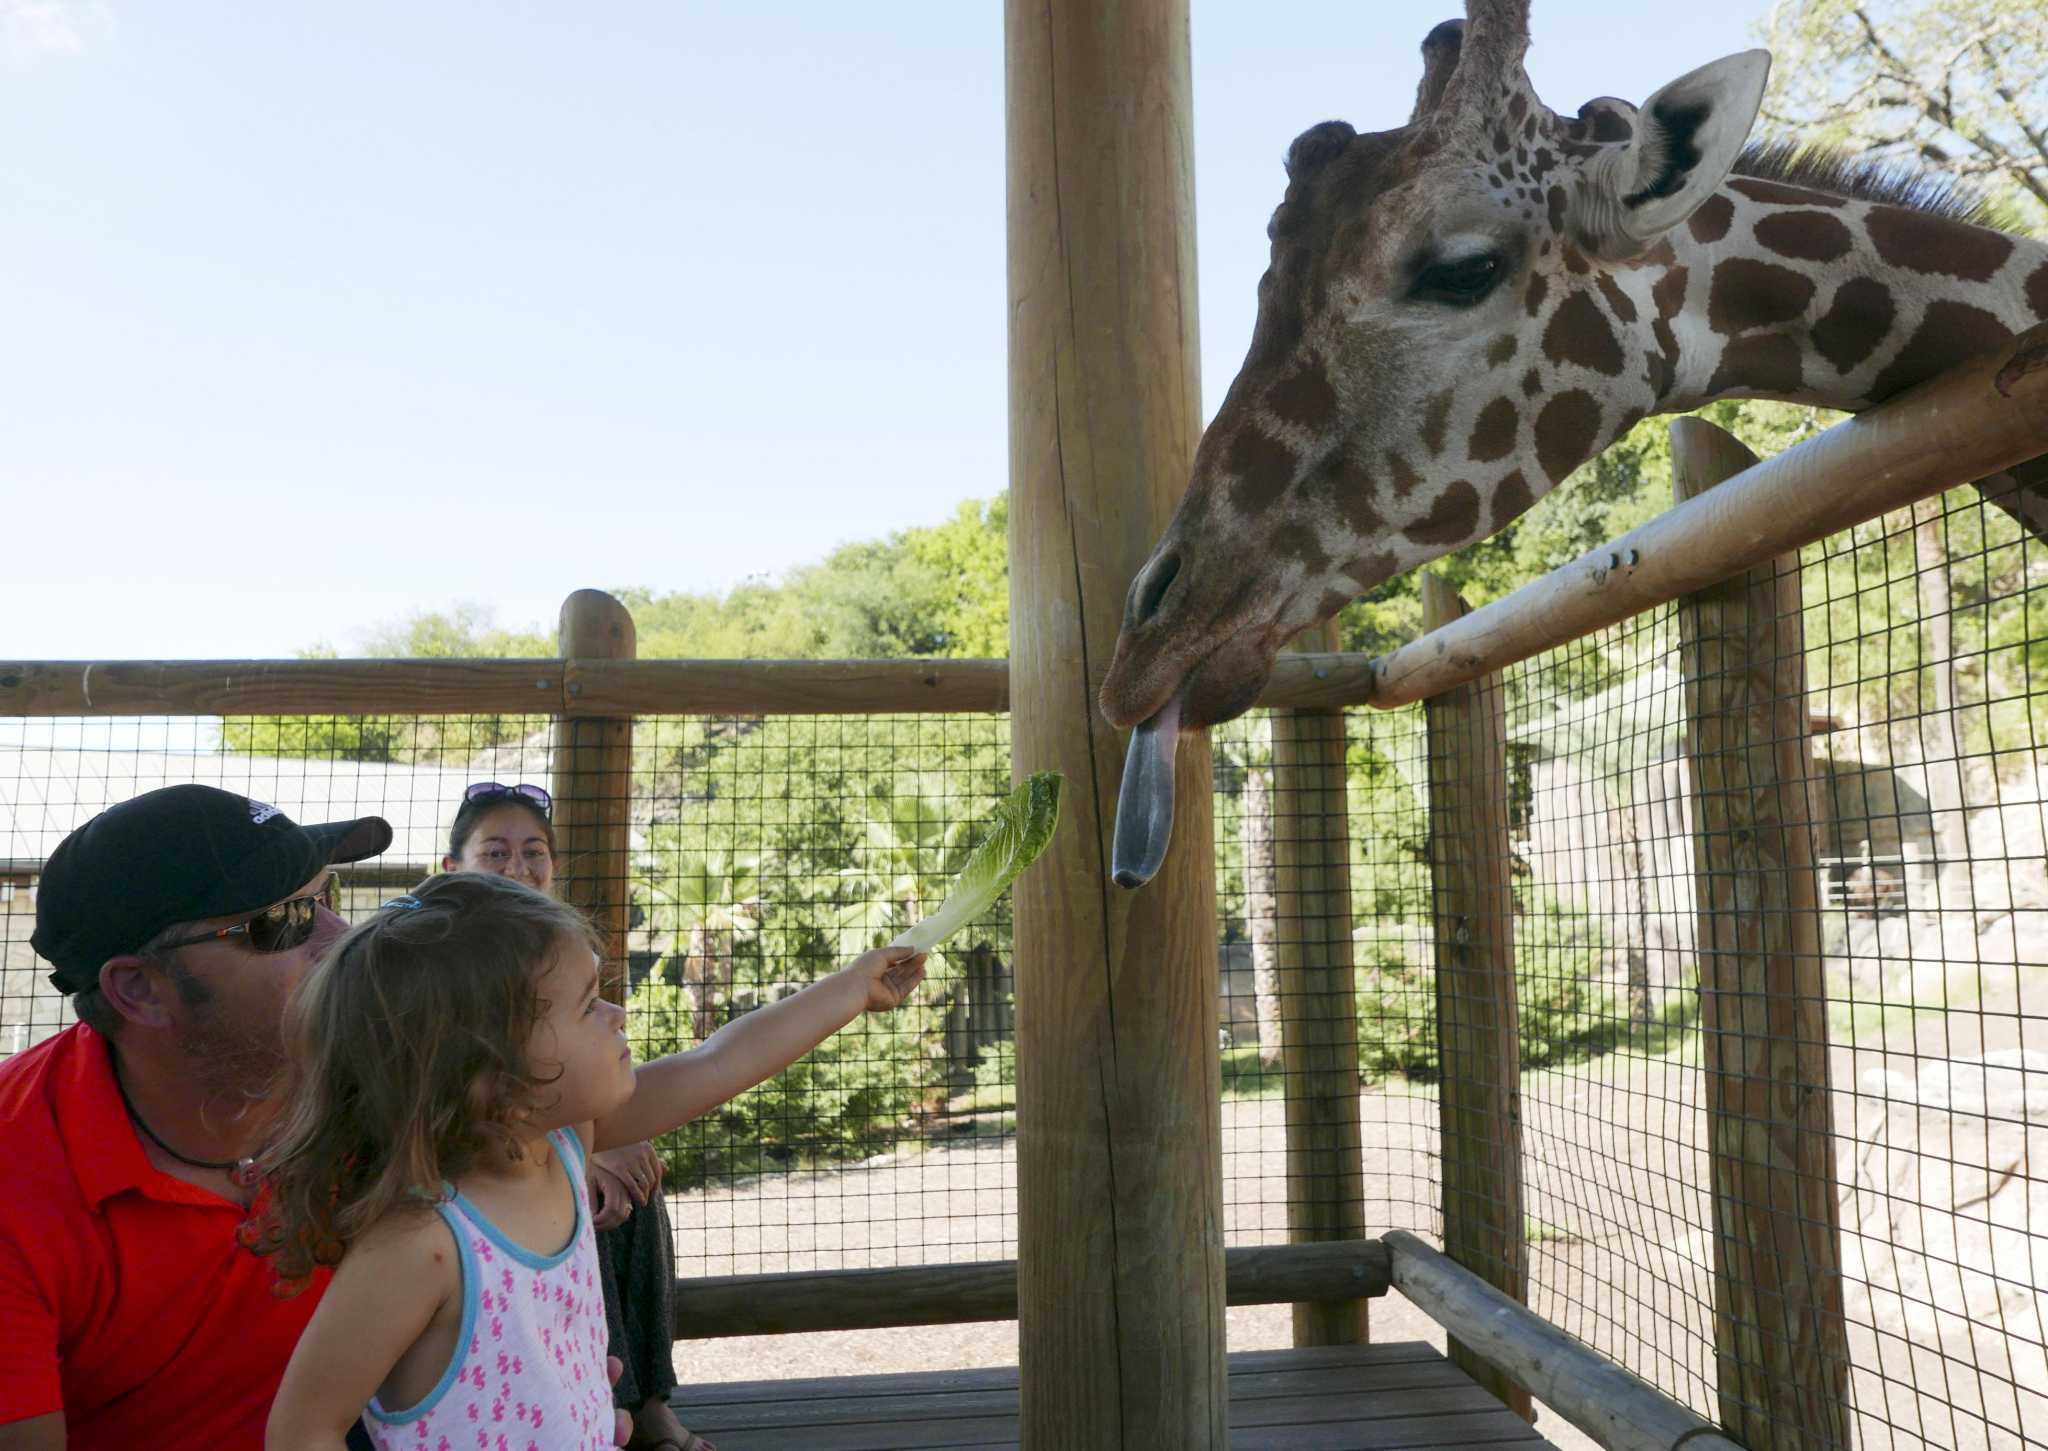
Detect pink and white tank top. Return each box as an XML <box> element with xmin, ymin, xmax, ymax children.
<box><xmin>364</xmin><ymin>1129</ymin><xmax>614</xmax><ymax>1451</ymax></box>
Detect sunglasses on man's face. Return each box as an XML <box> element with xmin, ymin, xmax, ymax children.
<box><xmin>156</xmin><ymin>875</ymin><xmax>341</xmax><ymax>955</ymax></box>
<box><xmin>463</xmin><ymin>781</ymin><xmax>553</xmax><ymax>816</ymax></box>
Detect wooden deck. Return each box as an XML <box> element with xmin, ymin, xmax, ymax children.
<box><xmin>670</xmin><ymin>1341</ymin><xmax>1560</xmax><ymax>1449</ymax></box>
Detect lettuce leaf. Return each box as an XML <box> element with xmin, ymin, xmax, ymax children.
<box><xmin>892</xmin><ymin>771</ymin><xmax>1063</xmax><ymax>952</ymax></box>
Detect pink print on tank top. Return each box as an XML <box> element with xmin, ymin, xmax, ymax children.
<box><xmin>364</xmin><ymin>1130</ymin><xmax>613</xmax><ymax>1451</ymax></box>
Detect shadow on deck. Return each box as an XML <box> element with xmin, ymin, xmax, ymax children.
<box><xmin>670</xmin><ymin>1340</ymin><xmax>1559</xmax><ymax>1449</ymax></box>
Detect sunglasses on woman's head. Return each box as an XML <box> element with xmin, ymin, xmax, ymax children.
<box><xmin>155</xmin><ymin>875</ymin><xmax>341</xmax><ymax>955</ymax></box>
<box><xmin>462</xmin><ymin>782</ymin><xmax>553</xmax><ymax>816</ymax></box>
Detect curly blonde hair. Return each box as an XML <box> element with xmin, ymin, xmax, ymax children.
<box><xmin>246</xmin><ymin>871</ymin><xmax>602</xmax><ymax>1292</ymax></box>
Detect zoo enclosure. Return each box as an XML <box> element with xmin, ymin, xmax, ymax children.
<box><xmin>4</xmin><ymin>323</ymin><xmax>2048</xmax><ymax>1449</ymax></box>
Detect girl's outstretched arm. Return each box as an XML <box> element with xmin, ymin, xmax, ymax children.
<box><xmin>265</xmin><ymin>1212</ymin><xmax>458</xmax><ymax>1451</ymax></box>
<box><xmin>593</xmin><ymin>945</ymin><xmax>925</xmax><ymax>1151</ymax></box>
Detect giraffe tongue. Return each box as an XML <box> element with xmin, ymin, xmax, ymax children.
<box><xmin>1110</xmin><ymin>694</ymin><xmax>1183</xmax><ymax>890</ymax></box>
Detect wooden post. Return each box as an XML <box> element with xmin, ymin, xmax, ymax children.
<box><xmin>1007</xmin><ymin>0</ymin><xmax>1224</xmax><ymax>1445</ymax></box>
<box><xmin>1420</xmin><ymin>573</ymin><xmax>1530</xmax><ymax>1420</ymax></box>
<box><xmin>1671</xmin><ymin>418</ymin><xmax>1849</xmax><ymax>1451</ymax></box>
<box><xmin>553</xmin><ymin>589</ymin><xmax>636</xmax><ymax>1004</ymax></box>
<box><xmin>1272</xmin><ymin>618</ymin><xmax>1370</xmax><ymax>1346</ymax></box>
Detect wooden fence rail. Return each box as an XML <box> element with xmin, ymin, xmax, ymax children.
<box><xmin>670</xmin><ymin>1237</ymin><xmax>1391</xmax><ymax>1339</ymax></box>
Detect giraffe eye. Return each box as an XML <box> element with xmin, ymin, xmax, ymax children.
<box><xmin>1412</xmin><ymin>253</ymin><xmax>1503</xmax><ymax>306</ymax></box>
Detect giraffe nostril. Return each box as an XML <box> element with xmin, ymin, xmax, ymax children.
<box><xmin>1130</xmin><ymin>551</ymin><xmax>1182</xmax><ymax>627</ymax></box>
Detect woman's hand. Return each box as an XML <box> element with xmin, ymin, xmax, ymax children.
<box><xmin>848</xmin><ymin>946</ymin><xmax>928</xmax><ymax>1011</ymax></box>
<box><xmin>588</xmin><ymin>1143</ymin><xmax>664</xmax><ymax>1229</ymax></box>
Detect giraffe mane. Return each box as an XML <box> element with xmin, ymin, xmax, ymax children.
<box><xmin>1732</xmin><ymin>140</ymin><xmax>2003</xmax><ymax>228</ymax></box>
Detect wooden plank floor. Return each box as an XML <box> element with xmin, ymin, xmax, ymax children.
<box><xmin>670</xmin><ymin>1341</ymin><xmax>1560</xmax><ymax>1449</ymax></box>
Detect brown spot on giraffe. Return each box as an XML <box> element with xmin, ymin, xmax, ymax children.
<box><xmin>1267</xmin><ymin>359</ymin><xmax>1338</xmax><ymax>429</ymax></box>
<box><xmin>1709</xmin><ymin>333</ymin><xmax>1804</xmax><ymax>396</ymax></box>
<box><xmin>1468</xmin><ymin>398</ymin><xmax>1519</xmax><ymax>462</ymax></box>
<box><xmin>1867</xmin><ymin>300</ymin><xmax>2013</xmax><ymax>402</ymax></box>
<box><xmin>1421</xmin><ymin>390</ymin><xmax>1454</xmax><ymax>457</ymax></box>
<box><xmin>1485</xmin><ymin>334</ymin><xmax>1519</xmax><ymax>368</ymax></box>
<box><xmin>1727</xmin><ymin>176</ymin><xmax>1843</xmax><ymax>208</ymax></box>
<box><xmin>1547</xmin><ymin>185</ymin><xmax>1567</xmax><ymax>234</ymax></box>
<box><xmin>1562</xmin><ymin>248</ymin><xmax>1591</xmax><ymax>276</ymax></box>
<box><xmin>2029</xmin><ymin>261</ymin><xmax>2048</xmax><ymax>321</ymax></box>
<box><xmin>1490</xmin><ymin>469</ymin><xmax>1534</xmax><ymax>533</ymax></box>
<box><xmin>1651</xmin><ymin>264</ymin><xmax>1689</xmax><ymax>376</ymax></box>
<box><xmin>1524</xmin><ymin>272</ymin><xmax>1549</xmax><ymax>319</ymax></box>
<box><xmin>1344</xmin><ymin>551</ymin><xmax>1400</xmax><ymax>593</ymax></box>
<box><xmin>1403</xmin><ymin>479</ymin><xmax>1482</xmax><ymax>547</ymax></box>
<box><xmin>1812</xmin><ymin>277</ymin><xmax>1896</xmax><ymax>375</ymax></box>
<box><xmin>1271</xmin><ymin>520</ymin><xmax>1330</xmax><ymax>576</ymax></box>
<box><xmin>1385</xmin><ymin>451</ymin><xmax>1422</xmax><ymax>499</ymax></box>
<box><xmin>1754</xmin><ymin>210</ymin><xmax>1853</xmax><ymax>263</ymax></box>
<box><xmin>1687</xmin><ymin>194</ymin><xmax>1734</xmax><ymax>245</ymax></box>
<box><xmin>1543</xmin><ymin>290</ymin><xmax>1625</xmax><ymax>375</ymax></box>
<box><xmin>1339</xmin><ymin>483</ymin><xmax>1385</xmax><ymax>541</ymax></box>
<box><xmin>1508</xmin><ymin>93</ymin><xmax>1526</xmax><ymax>124</ymax></box>
<box><xmin>1534</xmin><ymin>390</ymin><xmax>1602</xmax><ymax>484</ymax></box>
<box><xmin>1596</xmin><ymin>273</ymin><xmax>1637</xmax><ymax>324</ymax></box>
<box><xmin>1225</xmin><ymin>428</ymin><xmax>1299</xmax><ymax>513</ymax></box>
<box><xmin>1866</xmin><ymin>206</ymin><xmax>2014</xmax><ymax>283</ymax></box>
<box><xmin>1521</xmin><ymin>368</ymin><xmax>1543</xmax><ymax>397</ymax></box>
<box><xmin>1707</xmin><ymin>259</ymin><xmax>1815</xmax><ymax>336</ymax></box>
<box><xmin>1645</xmin><ymin>348</ymin><xmax>1674</xmax><ymax>398</ymax></box>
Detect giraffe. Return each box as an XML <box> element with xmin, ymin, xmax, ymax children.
<box><xmin>1099</xmin><ymin>0</ymin><xmax>2048</xmax><ymax>886</ymax></box>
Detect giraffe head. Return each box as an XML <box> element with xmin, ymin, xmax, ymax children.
<box><xmin>1098</xmin><ymin>1</ymin><xmax>1769</xmax><ymax>743</ymax></box>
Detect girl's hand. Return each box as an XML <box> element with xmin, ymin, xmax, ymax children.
<box><xmin>851</xmin><ymin>946</ymin><xmax>927</xmax><ymax>1010</ymax></box>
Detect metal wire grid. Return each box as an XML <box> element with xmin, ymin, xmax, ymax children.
<box><xmin>1378</xmin><ymin>484</ymin><xmax>2047</xmax><ymax>1450</ymax></box>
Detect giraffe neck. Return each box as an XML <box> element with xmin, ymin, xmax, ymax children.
<box><xmin>1651</xmin><ymin>174</ymin><xmax>2048</xmax><ymax>417</ymax></box>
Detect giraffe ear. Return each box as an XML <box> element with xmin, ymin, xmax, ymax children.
<box><xmin>1593</xmin><ymin>50</ymin><xmax>1771</xmax><ymax>255</ymax></box>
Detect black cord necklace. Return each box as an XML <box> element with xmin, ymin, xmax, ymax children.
<box><xmin>110</xmin><ymin>1050</ymin><xmax>260</xmax><ymax>1185</ymax></box>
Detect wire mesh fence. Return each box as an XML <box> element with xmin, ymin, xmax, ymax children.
<box><xmin>2</xmin><ymin>478</ymin><xmax>2043</xmax><ymax>1445</ymax></box>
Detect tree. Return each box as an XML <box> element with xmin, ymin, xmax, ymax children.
<box><xmin>219</xmin><ymin>602</ymin><xmax>553</xmax><ymax>762</ymax></box>
<box><xmin>643</xmin><ymin>850</ymin><xmax>765</xmax><ymax>1040</ymax></box>
<box><xmin>1757</xmin><ymin>0</ymin><xmax>2048</xmax><ymax>232</ymax></box>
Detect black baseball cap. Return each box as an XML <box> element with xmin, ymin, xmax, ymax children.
<box><xmin>32</xmin><ymin>784</ymin><xmax>393</xmax><ymax>994</ymax></box>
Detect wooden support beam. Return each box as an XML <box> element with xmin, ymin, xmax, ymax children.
<box><xmin>1272</xmin><ymin>619</ymin><xmax>1370</xmax><ymax>1347</ymax></box>
<box><xmin>1386</xmin><ymin>1230</ymin><xmax>1746</xmax><ymax>1451</ymax></box>
<box><xmin>1671</xmin><ymin>418</ymin><xmax>1850</xmax><ymax>1451</ymax></box>
<box><xmin>668</xmin><ymin>1238</ymin><xmax>1391</xmax><ymax>1339</ymax></box>
<box><xmin>552</xmin><ymin>589</ymin><xmax>636</xmax><ymax>1003</ymax></box>
<box><xmin>1420</xmin><ymin>574</ymin><xmax>1530</xmax><ymax>1421</ymax></box>
<box><xmin>1006</xmin><ymin>0</ymin><xmax>1223</xmax><ymax>1444</ymax></box>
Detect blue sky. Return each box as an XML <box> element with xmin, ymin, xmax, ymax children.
<box><xmin>3</xmin><ymin>1</ymin><xmax>1777</xmax><ymax>659</ymax></box>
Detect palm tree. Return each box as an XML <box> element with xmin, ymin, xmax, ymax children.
<box><xmin>645</xmin><ymin>850</ymin><xmax>765</xmax><ymax>1041</ymax></box>
<box><xmin>837</xmin><ymin>777</ymin><xmax>1004</xmax><ymax>1095</ymax></box>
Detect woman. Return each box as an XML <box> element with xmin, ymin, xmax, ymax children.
<box><xmin>443</xmin><ymin>781</ymin><xmax>704</xmax><ymax>1451</ymax></box>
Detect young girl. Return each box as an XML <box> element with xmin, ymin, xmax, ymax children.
<box><xmin>254</xmin><ymin>871</ymin><xmax>925</xmax><ymax>1451</ymax></box>
<box><xmin>442</xmin><ymin>781</ymin><xmax>693</xmax><ymax>1451</ymax></box>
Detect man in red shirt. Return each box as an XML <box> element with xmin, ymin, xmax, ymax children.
<box><xmin>0</xmin><ymin>785</ymin><xmax>390</xmax><ymax>1451</ymax></box>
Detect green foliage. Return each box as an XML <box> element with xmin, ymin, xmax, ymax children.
<box><xmin>1756</xmin><ymin>0</ymin><xmax>2048</xmax><ymax>235</ymax></box>
<box><xmin>623</xmin><ymin>494</ymin><xmax>1010</xmax><ymax>661</ymax></box>
<box><xmin>627</xmin><ymin>977</ymin><xmax>927</xmax><ymax>1187</ymax></box>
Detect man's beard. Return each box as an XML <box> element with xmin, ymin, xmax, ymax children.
<box><xmin>169</xmin><ymin>964</ymin><xmax>287</xmax><ymax>1110</ymax></box>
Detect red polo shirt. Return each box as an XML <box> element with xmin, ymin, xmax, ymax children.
<box><xmin>0</xmin><ymin>1024</ymin><xmax>329</xmax><ymax>1449</ymax></box>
